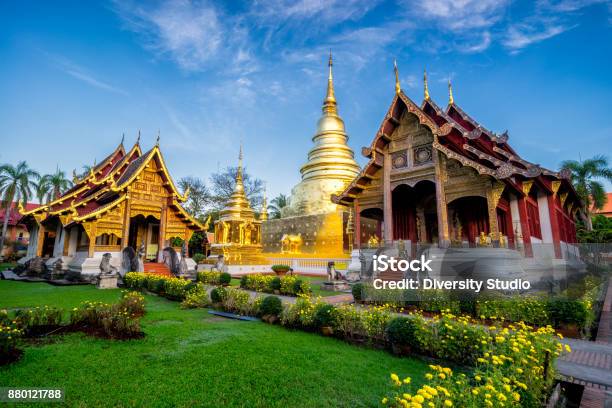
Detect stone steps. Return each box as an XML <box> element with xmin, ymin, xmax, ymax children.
<box><xmin>143</xmin><ymin>263</ymin><xmax>172</xmax><ymax>277</ymax></box>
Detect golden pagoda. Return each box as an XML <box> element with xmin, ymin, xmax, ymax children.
<box><xmin>209</xmin><ymin>146</ymin><xmax>267</xmax><ymax>265</ymax></box>
<box><xmin>262</xmin><ymin>53</ymin><xmax>361</xmax><ymax>257</ymax></box>
<box><xmin>283</xmin><ymin>52</ymin><xmax>360</xmax><ymax>216</ymax></box>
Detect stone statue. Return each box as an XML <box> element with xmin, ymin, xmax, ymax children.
<box><xmin>178</xmin><ymin>241</ymin><xmax>189</xmax><ymax>276</ymax></box>
<box><xmin>27</xmin><ymin>257</ymin><xmax>47</xmax><ymax>277</ymax></box>
<box><xmin>99</xmin><ymin>253</ymin><xmax>118</xmax><ymax>276</ymax></box>
<box><xmin>137</xmin><ymin>240</ymin><xmax>145</xmax><ymax>272</ymax></box>
<box><xmin>162</xmin><ymin>247</ymin><xmax>180</xmax><ymax>275</ymax></box>
<box><xmin>212</xmin><ymin>255</ymin><xmax>228</xmax><ymax>273</ymax></box>
<box><xmin>327</xmin><ymin>261</ymin><xmax>340</xmax><ymax>281</ymax></box>
<box><xmin>121</xmin><ymin>247</ymin><xmax>138</xmax><ymax>274</ymax></box>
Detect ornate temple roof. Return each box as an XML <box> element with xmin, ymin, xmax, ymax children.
<box><xmin>332</xmin><ymin>72</ymin><xmax>581</xmax><ymax>210</ymax></box>
<box><xmin>20</xmin><ymin>138</ymin><xmax>203</xmax><ymax>231</ymax></box>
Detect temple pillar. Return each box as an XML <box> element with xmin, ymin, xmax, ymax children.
<box><xmin>158</xmin><ymin>204</ymin><xmax>168</xmax><ymax>260</ymax></box>
<box><xmin>547</xmin><ymin>195</ymin><xmax>562</xmax><ymax>259</ymax></box>
<box><xmin>516</xmin><ymin>193</ymin><xmax>533</xmax><ymax>257</ymax></box>
<box><xmin>87</xmin><ymin>223</ymin><xmax>97</xmax><ymax>258</ymax></box>
<box><xmin>121</xmin><ymin>198</ymin><xmax>131</xmax><ymax>249</ymax></box>
<box><xmin>354</xmin><ymin>200</ymin><xmax>361</xmax><ymax>249</ymax></box>
<box><xmin>433</xmin><ymin>151</ymin><xmax>450</xmax><ymax>247</ymax></box>
<box><xmin>52</xmin><ymin>223</ymin><xmax>65</xmax><ymax>257</ymax></box>
<box><xmin>486</xmin><ymin>181</ymin><xmax>504</xmax><ymax>247</ymax></box>
<box><xmin>383</xmin><ymin>151</ymin><xmax>393</xmax><ymax>245</ymax></box>
<box><xmin>416</xmin><ymin>207</ymin><xmax>426</xmax><ymax>243</ymax></box>
<box><xmin>36</xmin><ymin>225</ymin><xmax>45</xmax><ymax>257</ymax></box>
<box><xmin>27</xmin><ymin>224</ymin><xmax>39</xmax><ymax>258</ymax></box>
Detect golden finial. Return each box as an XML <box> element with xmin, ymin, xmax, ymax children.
<box><xmin>424</xmin><ymin>68</ymin><xmax>430</xmax><ymax>100</ymax></box>
<box><xmin>237</xmin><ymin>143</ymin><xmax>244</xmax><ymax>182</ymax></box>
<box><xmin>17</xmin><ymin>201</ymin><xmax>25</xmax><ymax>214</ymax></box>
<box><xmin>72</xmin><ymin>169</ymin><xmax>78</xmax><ymax>183</ymax></box>
<box><xmin>448</xmin><ymin>79</ymin><xmax>454</xmax><ymax>105</ymax></box>
<box><xmin>156</xmin><ymin>130</ymin><xmax>160</xmax><ymax>146</ymax></box>
<box><xmin>136</xmin><ymin>130</ymin><xmax>141</xmax><ymax>144</ymax></box>
<box><xmin>323</xmin><ymin>50</ymin><xmax>337</xmax><ymax>114</ymax></box>
<box><xmin>260</xmin><ymin>184</ymin><xmax>268</xmax><ymax>221</ymax></box>
<box><xmin>394</xmin><ymin>59</ymin><xmax>401</xmax><ymax>94</ymax></box>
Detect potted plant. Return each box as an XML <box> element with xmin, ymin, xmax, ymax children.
<box><xmin>314</xmin><ymin>304</ymin><xmax>336</xmax><ymax>336</ymax></box>
<box><xmin>386</xmin><ymin>317</ymin><xmax>417</xmax><ymax>356</ymax></box>
<box><xmin>271</xmin><ymin>264</ymin><xmax>291</xmax><ymax>276</ymax></box>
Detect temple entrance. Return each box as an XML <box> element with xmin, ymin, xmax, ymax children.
<box><xmin>359</xmin><ymin>208</ymin><xmax>383</xmax><ymax>246</ymax></box>
<box><xmin>448</xmin><ymin>196</ymin><xmax>489</xmax><ymax>246</ymax></box>
<box><xmin>391</xmin><ymin>181</ymin><xmax>437</xmax><ymax>244</ymax></box>
<box><xmin>128</xmin><ymin>215</ymin><xmax>161</xmax><ymax>262</ymax></box>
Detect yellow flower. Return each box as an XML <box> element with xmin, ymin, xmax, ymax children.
<box><xmin>413</xmin><ymin>395</ymin><xmax>425</xmax><ymax>404</ymax></box>
<box><xmin>391</xmin><ymin>373</ymin><xmax>400</xmax><ymax>382</ymax></box>
<box><xmin>382</xmin><ymin>397</ymin><xmax>388</xmax><ymax>405</ymax></box>
<box><xmin>403</xmin><ymin>377</ymin><xmax>411</xmax><ymax>384</ymax></box>
<box><xmin>438</xmin><ymin>373</ymin><xmax>446</xmax><ymax>380</ymax></box>
<box><xmin>565</xmin><ymin>344</ymin><xmax>571</xmax><ymax>353</ymax></box>
<box><xmin>425</xmin><ymin>373</ymin><xmax>433</xmax><ymax>380</ymax></box>
<box><xmin>512</xmin><ymin>392</ymin><xmax>521</xmax><ymax>401</ymax></box>
<box><xmin>472</xmin><ymin>389</ymin><xmax>479</xmax><ymax>395</ymax></box>
<box><xmin>444</xmin><ymin>400</ymin><xmax>453</xmax><ymax>407</ymax></box>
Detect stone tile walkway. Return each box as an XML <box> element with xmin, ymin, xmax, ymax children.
<box><xmin>554</xmin><ymin>279</ymin><xmax>612</xmax><ymax>407</ymax></box>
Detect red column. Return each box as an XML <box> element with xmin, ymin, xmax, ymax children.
<box><xmin>517</xmin><ymin>195</ymin><xmax>533</xmax><ymax>258</ymax></box>
<box><xmin>354</xmin><ymin>200</ymin><xmax>361</xmax><ymax>249</ymax></box>
<box><xmin>546</xmin><ymin>195</ymin><xmax>562</xmax><ymax>259</ymax></box>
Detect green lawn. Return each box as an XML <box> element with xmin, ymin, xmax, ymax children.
<box><xmin>0</xmin><ymin>281</ymin><xmax>427</xmax><ymax>407</ymax></box>
<box><xmin>0</xmin><ymin>262</ymin><xmax>17</xmax><ymax>271</ymax></box>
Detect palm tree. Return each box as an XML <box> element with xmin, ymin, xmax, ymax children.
<box><xmin>0</xmin><ymin>161</ymin><xmax>40</xmax><ymax>258</ymax></box>
<box><xmin>33</xmin><ymin>177</ymin><xmax>51</xmax><ymax>205</ymax></box>
<box><xmin>268</xmin><ymin>194</ymin><xmax>289</xmax><ymax>219</ymax></box>
<box><xmin>44</xmin><ymin>167</ymin><xmax>73</xmax><ymax>200</ymax></box>
<box><xmin>560</xmin><ymin>154</ymin><xmax>612</xmax><ymax>230</ymax></box>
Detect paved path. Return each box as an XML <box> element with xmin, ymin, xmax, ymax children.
<box><xmin>553</xmin><ymin>279</ymin><xmax>612</xmax><ymax>408</ymax></box>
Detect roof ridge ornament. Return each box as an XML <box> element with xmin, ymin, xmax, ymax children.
<box><xmin>394</xmin><ymin>59</ymin><xmax>401</xmax><ymax>94</ymax></box>
<box><xmin>136</xmin><ymin>130</ymin><xmax>141</xmax><ymax>145</ymax></box>
<box><xmin>424</xmin><ymin>68</ymin><xmax>430</xmax><ymax>100</ymax></box>
<box><xmin>156</xmin><ymin>130</ymin><xmax>160</xmax><ymax>146</ymax></box>
<box><xmin>448</xmin><ymin>79</ymin><xmax>454</xmax><ymax>105</ymax></box>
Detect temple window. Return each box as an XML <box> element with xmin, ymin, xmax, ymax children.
<box><xmin>526</xmin><ymin>191</ymin><xmax>542</xmax><ymax>239</ymax></box>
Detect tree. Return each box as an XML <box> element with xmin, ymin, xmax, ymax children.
<box><xmin>33</xmin><ymin>177</ymin><xmax>51</xmax><ymax>205</ymax></box>
<box><xmin>43</xmin><ymin>167</ymin><xmax>73</xmax><ymax>200</ymax></box>
<box><xmin>178</xmin><ymin>176</ymin><xmax>211</xmax><ymax>219</ymax></box>
<box><xmin>0</xmin><ymin>161</ymin><xmax>40</xmax><ymax>258</ymax></box>
<box><xmin>268</xmin><ymin>193</ymin><xmax>289</xmax><ymax>219</ymax></box>
<box><xmin>209</xmin><ymin>166</ymin><xmax>264</xmax><ymax>210</ymax></box>
<box><xmin>560</xmin><ymin>155</ymin><xmax>612</xmax><ymax>230</ymax></box>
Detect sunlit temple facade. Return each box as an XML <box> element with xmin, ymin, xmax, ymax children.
<box><xmin>19</xmin><ymin>138</ymin><xmax>205</xmax><ymax>279</ymax></box>
<box><xmin>332</xmin><ymin>68</ymin><xmax>582</xmax><ymax>262</ymax></box>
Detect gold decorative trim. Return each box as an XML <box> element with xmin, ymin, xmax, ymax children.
<box><xmin>522</xmin><ymin>180</ymin><xmax>534</xmax><ymax>196</ymax></box>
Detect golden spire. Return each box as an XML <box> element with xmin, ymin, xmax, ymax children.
<box><xmin>260</xmin><ymin>185</ymin><xmax>268</xmax><ymax>221</ymax></box>
<box><xmin>448</xmin><ymin>79</ymin><xmax>454</xmax><ymax>105</ymax></box>
<box><xmin>323</xmin><ymin>50</ymin><xmax>337</xmax><ymax>114</ymax></box>
<box><xmin>120</xmin><ymin>133</ymin><xmax>125</xmax><ymax>146</ymax></box>
<box><xmin>394</xmin><ymin>59</ymin><xmax>401</xmax><ymax>94</ymax></box>
<box><xmin>424</xmin><ymin>68</ymin><xmax>430</xmax><ymax>100</ymax></box>
<box><xmin>136</xmin><ymin>130</ymin><xmax>141</xmax><ymax>144</ymax></box>
<box><xmin>236</xmin><ymin>143</ymin><xmax>244</xmax><ymax>184</ymax></box>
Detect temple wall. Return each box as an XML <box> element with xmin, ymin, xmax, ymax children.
<box><xmin>537</xmin><ymin>192</ymin><xmax>553</xmax><ymax>243</ymax></box>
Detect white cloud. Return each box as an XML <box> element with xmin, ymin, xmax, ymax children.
<box><xmin>462</xmin><ymin>31</ymin><xmax>492</xmax><ymax>53</ymax></box>
<box><xmin>47</xmin><ymin>53</ymin><xmax>128</xmax><ymax>96</ymax></box>
<box><xmin>503</xmin><ymin>22</ymin><xmax>574</xmax><ymax>51</ymax></box>
<box><xmin>113</xmin><ymin>0</ymin><xmax>225</xmax><ymax>71</ymax></box>
<box><xmin>251</xmin><ymin>0</ymin><xmax>379</xmax><ymax>24</ymax></box>
<box><xmin>408</xmin><ymin>0</ymin><xmax>510</xmax><ymax>32</ymax></box>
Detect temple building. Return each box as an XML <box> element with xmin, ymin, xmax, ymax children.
<box><xmin>209</xmin><ymin>147</ymin><xmax>268</xmax><ymax>270</ymax></box>
<box><xmin>332</xmin><ymin>67</ymin><xmax>583</xmax><ymax>263</ymax></box>
<box><xmin>18</xmin><ymin>137</ymin><xmax>206</xmax><ymax>279</ymax></box>
<box><xmin>263</xmin><ymin>54</ymin><xmax>372</xmax><ymax>257</ymax></box>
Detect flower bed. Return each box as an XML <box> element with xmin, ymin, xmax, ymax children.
<box><xmin>357</xmin><ymin>279</ymin><xmax>604</xmax><ymax>336</ymax></box>
<box><xmin>125</xmin><ymin>272</ymin><xmax>195</xmax><ymax>301</ymax></box>
<box><xmin>240</xmin><ymin>273</ymin><xmax>311</xmax><ymax>296</ymax></box>
<box><xmin>0</xmin><ymin>291</ymin><xmax>146</xmax><ymax>365</ymax></box>
<box><xmin>196</xmin><ymin>271</ymin><xmax>231</xmax><ymax>286</ymax></box>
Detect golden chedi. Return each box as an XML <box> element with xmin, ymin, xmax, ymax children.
<box><xmin>283</xmin><ymin>52</ymin><xmax>360</xmax><ymax>217</ymax></box>
<box><xmin>210</xmin><ymin>147</ymin><xmax>267</xmax><ymax>266</ymax></box>
<box><xmin>263</xmin><ymin>53</ymin><xmax>360</xmax><ymax>257</ymax></box>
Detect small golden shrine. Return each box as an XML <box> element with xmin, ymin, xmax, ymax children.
<box><xmin>209</xmin><ymin>147</ymin><xmax>267</xmax><ymax>265</ymax></box>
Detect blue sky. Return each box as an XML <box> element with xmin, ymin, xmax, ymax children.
<box><xmin>1</xmin><ymin>0</ymin><xmax>611</xmax><ymax>201</ymax></box>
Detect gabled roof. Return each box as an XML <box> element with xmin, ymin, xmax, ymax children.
<box><xmin>20</xmin><ymin>140</ymin><xmax>202</xmax><ymax>230</ymax></box>
<box><xmin>333</xmin><ymin>90</ymin><xmax>580</xmax><ymax>208</ymax></box>
<box><xmin>0</xmin><ymin>202</ymin><xmax>39</xmax><ymax>226</ymax></box>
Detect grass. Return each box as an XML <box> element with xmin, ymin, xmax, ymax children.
<box><xmin>0</xmin><ymin>281</ymin><xmax>428</xmax><ymax>407</ymax></box>
<box><xmin>0</xmin><ymin>262</ymin><xmax>17</xmax><ymax>271</ymax></box>
<box><xmin>230</xmin><ymin>275</ymin><xmax>346</xmax><ymax>297</ymax></box>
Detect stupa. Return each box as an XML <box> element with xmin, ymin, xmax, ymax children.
<box><xmin>262</xmin><ymin>53</ymin><xmax>365</xmax><ymax>257</ymax></box>
<box><xmin>209</xmin><ymin>146</ymin><xmax>268</xmax><ymax>267</ymax></box>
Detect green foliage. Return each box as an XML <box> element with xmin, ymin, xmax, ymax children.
<box><xmin>181</xmin><ymin>283</ymin><xmax>209</xmax><ymax>309</ymax></box>
<box><xmin>219</xmin><ymin>272</ymin><xmax>231</xmax><ymax>286</ymax></box>
<box><xmin>163</xmin><ymin>277</ymin><xmax>191</xmax><ymax>300</ymax></box>
<box><xmin>14</xmin><ymin>305</ymin><xmax>63</xmax><ymax>332</ymax></box>
<box><xmin>560</xmin><ymin>155</ymin><xmax>612</xmax><ymax>215</ymax></box>
<box><xmin>270</xmin><ymin>276</ymin><xmax>281</xmax><ymax>291</ymax></box>
<box><xmin>578</xmin><ymin>215</ymin><xmax>612</xmax><ymax>243</ymax></box>
<box><xmin>313</xmin><ymin>304</ymin><xmax>336</xmax><ymax>328</ymax></box>
<box><xmin>385</xmin><ymin>317</ymin><xmax>417</xmax><ymax>346</ymax></box>
<box><xmin>169</xmin><ymin>237</ymin><xmax>184</xmax><ymax>247</ymax></box>
<box><xmin>351</xmin><ymin>283</ymin><xmax>363</xmax><ymax>301</ymax></box>
<box><xmin>260</xmin><ymin>295</ymin><xmax>282</xmax><ymax>317</ymax></box>
<box><xmin>271</xmin><ymin>264</ymin><xmax>290</xmax><ymax>273</ymax></box>
<box><xmin>124</xmin><ymin>272</ymin><xmax>146</xmax><ymax>289</ymax></box>
<box><xmin>197</xmin><ymin>271</ymin><xmax>222</xmax><ymax>285</ymax></box>
<box><xmin>221</xmin><ymin>288</ymin><xmax>256</xmax><ymax>315</ymax></box>
<box><xmin>210</xmin><ymin>287</ymin><xmax>226</xmax><ymax>304</ymax></box>
<box><xmin>192</xmin><ymin>253</ymin><xmax>206</xmax><ymax>264</ymax></box>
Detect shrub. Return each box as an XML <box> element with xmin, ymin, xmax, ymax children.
<box><xmin>385</xmin><ymin>317</ymin><xmax>417</xmax><ymax>346</ymax></box>
<box><xmin>240</xmin><ymin>275</ymin><xmax>248</xmax><ymax>288</ymax></box>
<box><xmin>124</xmin><ymin>272</ymin><xmax>146</xmax><ymax>289</ymax></box>
<box><xmin>146</xmin><ymin>274</ymin><xmax>166</xmax><ymax>293</ymax></box>
<box><xmin>270</xmin><ymin>277</ymin><xmax>281</xmax><ymax>291</ymax></box>
<box><xmin>219</xmin><ymin>272</ymin><xmax>232</xmax><ymax>286</ymax></box>
<box><xmin>0</xmin><ymin>320</ymin><xmax>22</xmax><ymax>360</ymax></box>
<box><xmin>351</xmin><ymin>283</ymin><xmax>363</xmax><ymax>302</ymax></box>
<box><xmin>222</xmin><ymin>288</ymin><xmax>252</xmax><ymax>315</ymax></box>
<box><xmin>197</xmin><ymin>271</ymin><xmax>222</xmax><ymax>285</ymax></box>
<box><xmin>163</xmin><ymin>277</ymin><xmax>191</xmax><ymax>300</ymax></box>
<box><xmin>192</xmin><ymin>253</ymin><xmax>206</xmax><ymax>264</ymax></box>
<box><xmin>333</xmin><ymin>304</ymin><xmax>367</xmax><ymax>339</ymax></box>
<box><xmin>118</xmin><ymin>291</ymin><xmax>145</xmax><ymax>317</ymax></box>
<box><xmin>260</xmin><ymin>296</ymin><xmax>282</xmax><ymax>317</ymax></box>
<box><xmin>292</xmin><ymin>279</ymin><xmax>311</xmax><ymax>295</ymax></box>
<box><xmin>271</xmin><ymin>264</ymin><xmax>291</xmax><ymax>274</ymax></box>
<box><xmin>313</xmin><ymin>304</ymin><xmax>336</xmax><ymax>328</ymax></box>
<box><xmin>181</xmin><ymin>283</ymin><xmax>209</xmax><ymax>309</ymax></box>
<box><xmin>210</xmin><ymin>287</ymin><xmax>227</xmax><ymax>304</ymax></box>
<box><xmin>14</xmin><ymin>306</ymin><xmax>63</xmax><ymax>332</ymax></box>
<box><xmin>69</xmin><ymin>298</ymin><xmax>144</xmax><ymax>339</ymax></box>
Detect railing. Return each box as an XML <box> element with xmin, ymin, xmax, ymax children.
<box><xmin>266</xmin><ymin>257</ymin><xmax>351</xmax><ymax>275</ymax></box>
